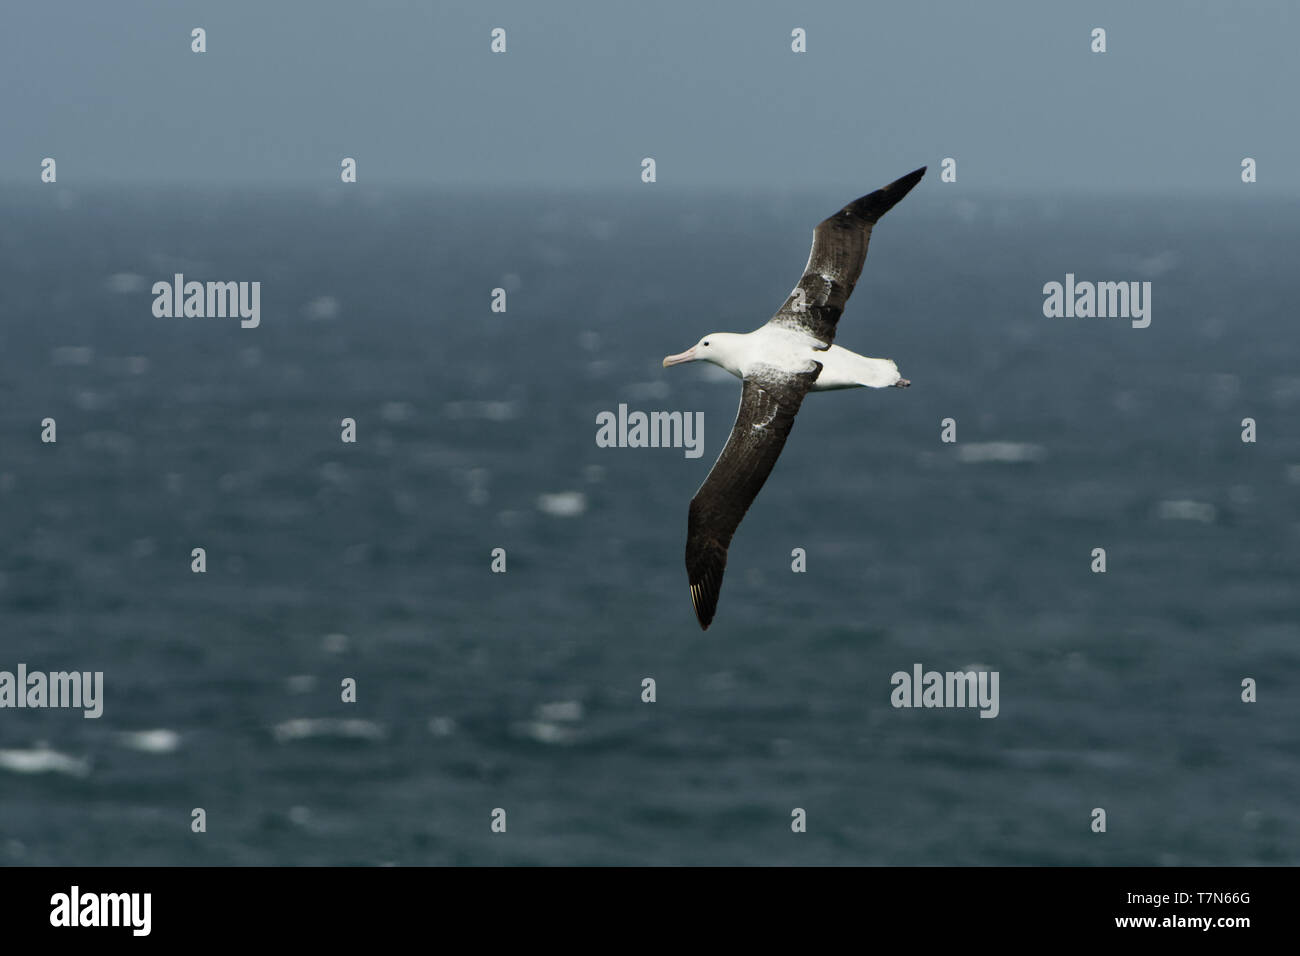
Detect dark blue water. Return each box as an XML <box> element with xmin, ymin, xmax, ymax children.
<box><xmin>0</xmin><ymin>187</ymin><xmax>1296</xmax><ymax>865</ymax></box>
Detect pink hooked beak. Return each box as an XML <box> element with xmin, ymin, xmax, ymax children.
<box><xmin>662</xmin><ymin>346</ymin><xmax>697</xmax><ymax>367</ymax></box>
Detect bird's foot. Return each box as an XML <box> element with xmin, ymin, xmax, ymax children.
<box><xmin>895</xmin><ymin>378</ymin><xmax>911</xmax><ymax>388</ymax></box>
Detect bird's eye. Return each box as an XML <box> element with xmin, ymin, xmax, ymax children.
<box><xmin>702</xmin><ymin>340</ymin><xmax>710</xmax><ymax>346</ymax></box>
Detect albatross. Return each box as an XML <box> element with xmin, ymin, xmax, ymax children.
<box><xmin>662</xmin><ymin>166</ymin><xmax>925</xmax><ymax>630</ymax></box>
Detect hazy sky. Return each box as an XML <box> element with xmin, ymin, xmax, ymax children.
<box><xmin>3</xmin><ymin>0</ymin><xmax>1297</xmax><ymax>193</ymax></box>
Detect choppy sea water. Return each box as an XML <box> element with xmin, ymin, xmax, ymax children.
<box><xmin>0</xmin><ymin>187</ymin><xmax>1296</xmax><ymax>865</ymax></box>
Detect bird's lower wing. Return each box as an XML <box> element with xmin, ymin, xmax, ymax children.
<box><xmin>685</xmin><ymin>363</ymin><xmax>821</xmax><ymax>629</ymax></box>
<box><xmin>766</xmin><ymin>166</ymin><xmax>926</xmax><ymax>346</ymax></box>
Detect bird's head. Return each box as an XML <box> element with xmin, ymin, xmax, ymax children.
<box><xmin>663</xmin><ymin>333</ymin><xmax>742</xmax><ymax>376</ymax></box>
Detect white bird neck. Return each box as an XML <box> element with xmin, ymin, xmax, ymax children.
<box><xmin>703</xmin><ymin>332</ymin><xmax>748</xmax><ymax>378</ymax></box>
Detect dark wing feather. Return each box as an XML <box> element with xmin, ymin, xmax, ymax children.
<box><xmin>767</xmin><ymin>166</ymin><xmax>925</xmax><ymax>346</ymax></box>
<box><xmin>685</xmin><ymin>363</ymin><xmax>822</xmax><ymax>629</ymax></box>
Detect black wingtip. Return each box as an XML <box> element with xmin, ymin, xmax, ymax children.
<box><xmin>880</xmin><ymin>166</ymin><xmax>926</xmax><ymax>203</ymax></box>
<box><xmin>691</xmin><ymin>572</ymin><xmax>722</xmax><ymax>632</ymax></box>
<box><xmin>844</xmin><ymin>166</ymin><xmax>926</xmax><ymax>222</ymax></box>
<box><xmin>689</xmin><ymin>580</ymin><xmax>717</xmax><ymax>630</ymax></box>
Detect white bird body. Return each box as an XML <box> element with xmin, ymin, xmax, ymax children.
<box><xmin>671</xmin><ymin>327</ymin><xmax>904</xmax><ymax>391</ymax></box>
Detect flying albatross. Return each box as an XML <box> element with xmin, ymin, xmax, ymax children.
<box><xmin>662</xmin><ymin>166</ymin><xmax>925</xmax><ymax>630</ymax></box>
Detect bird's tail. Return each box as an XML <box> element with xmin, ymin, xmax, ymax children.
<box><xmin>856</xmin><ymin>357</ymin><xmax>905</xmax><ymax>388</ymax></box>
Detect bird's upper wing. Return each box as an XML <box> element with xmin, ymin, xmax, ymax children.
<box><xmin>685</xmin><ymin>362</ymin><xmax>822</xmax><ymax>629</ymax></box>
<box><xmin>765</xmin><ymin>166</ymin><xmax>926</xmax><ymax>347</ymax></box>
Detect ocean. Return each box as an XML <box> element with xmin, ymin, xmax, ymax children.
<box><xmin>0</xmin><ymin>186</ymin><xmax>1296</xmax><ymax>865</ymax></box>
